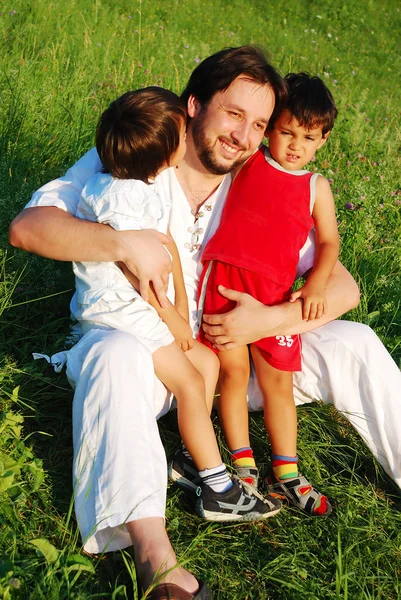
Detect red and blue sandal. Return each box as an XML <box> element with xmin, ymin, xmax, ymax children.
<box><xmin>265</xmin><ymin>474</ymin><xmax>332</xmax><ymax>516</ymax></box>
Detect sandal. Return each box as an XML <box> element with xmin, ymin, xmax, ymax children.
<box><xmin>234</xmin><ymin>465</ymin><xmax>259</xmax><ymax>489</ymax></box>
<box><xmin>147</xmin><ymin>578</ymin><xmax>212</xmax><ymax>599</ymax></box>
<box><xmin>265</xmin><ymin>474</ymin><xmax>332</xmax><ymax>516</ymax></box>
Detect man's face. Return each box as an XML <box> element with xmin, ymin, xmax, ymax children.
<box><xmin>189</xmin><ymin>76</ymin><xmax>275</xmax><ymax>175</ymax></box>
<box><xmin>268</xmin><ymin>110</ymin><xmax>329</xmax><ymax>171</ymax></box>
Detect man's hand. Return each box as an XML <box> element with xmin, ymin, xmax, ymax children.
<box><xmin>202</xmin><ymin>285</ymin><xmax>284</xmax><ymax>351</ymax></box>
<box><xmin>118</xmin><ymin>229</ymin><xmax>173</xmax><ymax>308</ymax></box>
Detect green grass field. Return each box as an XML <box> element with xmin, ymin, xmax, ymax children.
<box><xmin>0</xmin><ymin>0</ymin><xmax>400</xmax><ymax>598</ymax></box>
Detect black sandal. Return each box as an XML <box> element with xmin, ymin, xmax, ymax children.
<box><xmin>147</xmin><ymin>578</ymin><xmax>212</xmax><ymax>600</ymax></box>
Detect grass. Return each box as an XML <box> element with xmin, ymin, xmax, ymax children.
<box><xmin>0</xmin><ymin>0</ymin><xmax>400</xmax><ymax>598</ymax></box>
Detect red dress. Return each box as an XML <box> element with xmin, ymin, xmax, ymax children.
<box><xmin>197</xmin><ymin>146</ymin><xmax>315</xmax><ymax>371</ymax></box>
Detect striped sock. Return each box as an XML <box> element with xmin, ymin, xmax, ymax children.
<box><xmin>199</xmin><ymin>464</ymin><xmax>233</xmax><ymax>493</ymax></box>
<box><xmin>231</xmin><ymin>447</ymin><xmax>256</xmax><ymax>469</ymax></box>
<box><xmin>271</xmin><ymin>454</ymin><xmax>298</xmax><ymax>481</ymax></box>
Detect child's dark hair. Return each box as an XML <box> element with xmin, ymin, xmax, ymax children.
<box><xmin>96</xmin><ymin>87</ymin><xmax>187</xmax><ymax>181</ymax></box>
<box><xmin>268</xmin><ymin>73</ymin><xmax>337</xmax><ymax>135</ymax></box>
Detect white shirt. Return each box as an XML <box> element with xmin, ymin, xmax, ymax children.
<box><xmin>74</xmin><ymin>172</ymin><xmax>169</xmax><ymax>306</ymax></box>
<box><xmin>27</xmin><ymin>147</ymin><xmax>316</xmax><ymax>332</ymax></box>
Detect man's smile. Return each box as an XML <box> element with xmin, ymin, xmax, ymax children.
<box><xmin>219</xmin><ymin>136</ymin><xmax>245</xmax><ymax>157</ymax></box>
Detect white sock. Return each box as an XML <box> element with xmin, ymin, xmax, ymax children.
<box><xmin>199</xmin><ymin>464</ymin><xmax>233</xmax><ymax>493</ymax></box>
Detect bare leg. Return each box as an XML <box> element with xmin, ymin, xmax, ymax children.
<box><xmin>250</xmin><ymin>345</ymin><xmax>297</xmax><ymax>457</ymax></box>
<box><xmin>185</xmin><ymin>341</ymin><xmax>220</xmax><ymax>414</ymax></box>
<box><xmin>153</xmin><ymin>341</ymin><xmax>222</xmax><ymax>470</ymax></box>
<box><xmin>217</xmin><ymin>346</ymin><xmax>251</xmax><ymax>451</ymax></box>
<box><xmin>126</xmin><ymin>517</ymin><xmax>198</xmax><ymax>593</ymax></box>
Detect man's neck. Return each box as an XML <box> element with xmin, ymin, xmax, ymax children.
<box><xmin>174</xmin><ymin>142</ymin><xmax>226</xmax><ymax>213</ymax></box>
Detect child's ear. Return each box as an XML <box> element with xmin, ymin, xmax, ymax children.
<box><xmin>317</xmin><ymin>130</ymin><xmax>330</xmax><ymax>149</ymax></box>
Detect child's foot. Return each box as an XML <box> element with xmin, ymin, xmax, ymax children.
<box><xmin>265</xmin><ymin>474</ymin><xmax>332</xmax><ymax>516</ymax></box>
<box><xmin>231</xmin><ymin>447</ymin><xmax>258</xmax><ymax>488</ymax></box>
<box><xmin>196</xmin><ymin>477</ymin><xmax>281</xmax><ymax>522</ymax></box>
<box><xmin>168</xmin><ymin>448</ymin><xmax>201</xmax><ymax>493</ymax></box>
<box><xmin>234</xmin><ymin>465</ymin><xmax>259</xmax><ymax>489</ymax></box>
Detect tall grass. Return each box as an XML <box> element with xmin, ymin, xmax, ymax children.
<box><xmin>0</xmin><ymin>0</ymin><xmax>400</xmax><ymax>598</ymax></box>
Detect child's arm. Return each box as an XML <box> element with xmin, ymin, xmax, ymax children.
<box><xmin>167</xmin><ymin>228</ymin><xmax>189</xmax><ymax>323</ymax></box>
<box><xmin>118</xmin><ymin>233</ymin><xmax>194</xmax><ymax>352</ymax></box>
<box><xmin>290</xmin><ymin>176</ymin><xmax>340</xmax><ymax>320</ymax></box>
<box><xmin>87</xmin><ymin>184</ymin><xmax>193</xmax><ymax>349</ymax></box>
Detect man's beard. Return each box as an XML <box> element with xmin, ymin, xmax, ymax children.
<box><xmin>192</xmin><ymin>111</ymin><xmax>249</xmax><ymax>175</ymax></box>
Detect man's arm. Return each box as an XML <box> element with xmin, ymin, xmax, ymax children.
<box><xmin>9</xmin><ymin>145</ymin><xmax>173</xmax><ymax>305</ymax></box>
<box><xmin>202</xmin><ymin>260</ymin><xmax>360</xmax><ymax>351</ymax></box>
<box><xmin>10</xmin><ymin>206</ymin><xmax>172</xmax><ymax>305</ymax></box>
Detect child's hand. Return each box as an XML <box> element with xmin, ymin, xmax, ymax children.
<box><xmin>167</xmin><ymin>311</ymin><xmax>195</xmax><ymax>352</ymax></box>
<box><xmin>289</xmin><ymin>283</ymin><xmax>327</xmax><ymax>321</ymax></box>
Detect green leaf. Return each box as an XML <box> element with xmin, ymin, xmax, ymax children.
<box><xmin>27</xmin><ymin>459</ymin><xmax>45</xmax><ymax>492</ymax></box>
<box><xmin>0</xmin><ymin>471</ymin><xmax>15</xmax><ymax>492</ymax></box>
<box><xmin>65</xmin><ymin>553</ymin><xmax>95</xmax><ymax>574</ymax></box>
<box><xmin>0</xmin><ymin>559</ymin><xmax>13</xmax><ymax>578</ymax></box>
<box><xmin>65</xmin><ymin>554</ymin><xmax>94</xmax><ymax>568</ymax></box>
<box><xmin>367</xmin><ymin>310</ymin><xmax>380</xmax><ymax>325</ymax></box>
<box><xmin>11</xmin><ymin>386</ymin><xmax>20</xmax><ymax>402</ymax></box>
<box><xmin>30</xmin><ymin>538</ymin><xmax>59</xmax><ymax>564</ymax></box>
<box><xmin>65</xmin><ymin>563</ymin><xmax>95</xmax><ymax>574</ymax></box>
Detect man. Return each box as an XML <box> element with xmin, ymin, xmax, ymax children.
<box><xmin>9</xmin><ymin>46</ymin><xmax>401</xmax><ymax>599</ymax></box>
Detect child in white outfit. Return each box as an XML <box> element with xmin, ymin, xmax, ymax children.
<box><xmin>72</xmin><ymin>87</ymin><xmax>280</xmax><ymax>522</ymax></box>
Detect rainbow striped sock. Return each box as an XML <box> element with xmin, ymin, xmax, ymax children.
<box><xmin>231</xmin><ymin>447</ymin><xmax>256</xmax><ymax>469</ymax></box>
<box><xmin>271</xmin><ymin>454</ymin><xmax>298</xmax><ymax>481</ymax></box>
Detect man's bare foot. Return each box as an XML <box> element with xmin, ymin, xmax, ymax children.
<box><xmin>126</xmin><ymin>517</ymin><xmax>199</xmax><ymax>594</ymax></box>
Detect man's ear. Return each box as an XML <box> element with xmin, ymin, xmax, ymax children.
<box><xmin>317</xmin><ymin>130</ymin><xmax>330</xmax><ymax>150</ymax></box>
<box><xmin>187</xmin><ymin>95</ymin><xmax>201</xmax><ymax>118</ymax></box>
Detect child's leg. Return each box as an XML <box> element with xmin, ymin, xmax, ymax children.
<box><xmin>161</xmin><ymin>342</ymin><xmax>283</xmax><ymax>520</ymax></box>
<box><xmin>250</xmin><ymin>344</ymin><xmax>331</xmax><ymax>516</ymax></box>
<box><xmin>185</xmin><ymin>341</ymin><xmax>220</xmax><ymax>414</ymax></box>
<box><xmin>249</xmin><ymin>346</ymin><xmax>297</xmax><ymax>458</ymax></box>
<box><xmin>217</xmin><ymin>346</ymin><xmax>251</xmax><ymax>451</ymax></box>
<box><xmin>217</xmin><ymin>347</ymin><xmax>258</xmax><ymax>486</ymax></box>
<box><xmin>152</xmin><ymin>342</ymin><xmax>221</xmax><ymax>472</ymax></box>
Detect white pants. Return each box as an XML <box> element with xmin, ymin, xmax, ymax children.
<box><xmin>73</xmin><ymin>296</ymin><xmax>174</xmax><ymax>355</ymax></box>
<box><xmin>60</xmin><ymin>320</ymin><xmax>401</xmax><ymax>554</ymax></box>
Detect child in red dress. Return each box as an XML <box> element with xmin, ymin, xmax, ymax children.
<box><xmin>198</xmin><ymin>73</ymin><xmax>340</xmax><ymax>516</ymax></box>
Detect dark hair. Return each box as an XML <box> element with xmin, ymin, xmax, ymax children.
<box><xmin>96</xmin><ymin>87</ymin><xmax>187</xmax><ymax>181</ymax></box>
<box><xmin>268</xmin><ymin>72</ymin><xmax>338</xmax><ymax>134</ymax></box>
<box><xmin>180</xmin><ymin>45</ymin><xmax>287</xmax><ymax>120</ymax></box>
